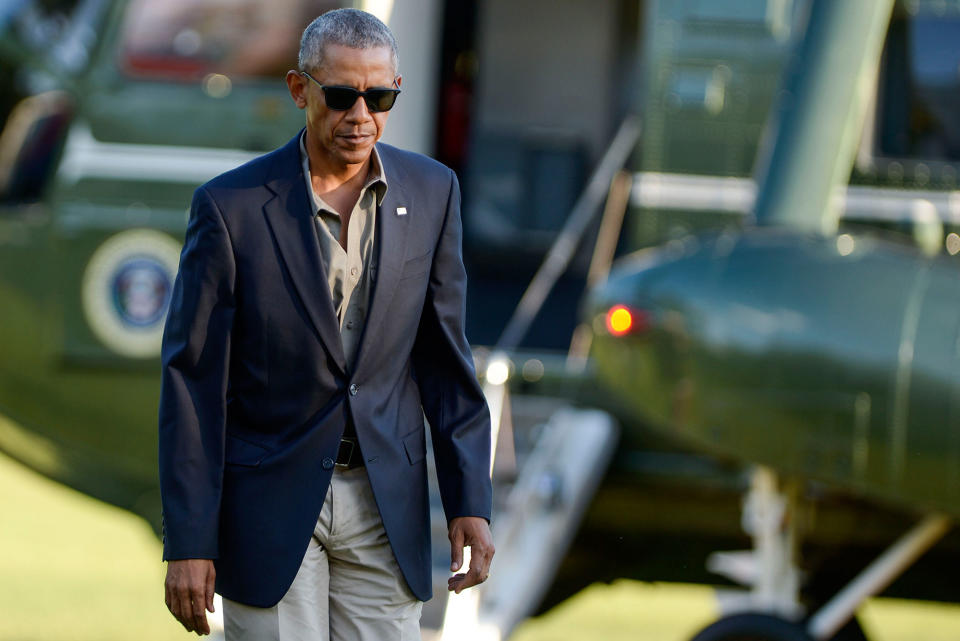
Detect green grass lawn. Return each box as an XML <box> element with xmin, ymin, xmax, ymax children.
<box><xmin>2</xmin><ymin>449</ymin><xmax>960</xmax><ymax>641</ymax></box>
<box><xmin>0</xmin><ymin>451</ymin><xmax>184</xmax><ymax>641</ymax></box>
<box><xmin>510</xmin><ymin>581</ymin><xmax>719</xmax><ymax>641</ymax></box>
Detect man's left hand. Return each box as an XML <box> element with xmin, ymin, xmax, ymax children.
<box><xmin>447</xmin><ymin>516</ymin><xmax>495</xmax><ymax>593</ymax></box>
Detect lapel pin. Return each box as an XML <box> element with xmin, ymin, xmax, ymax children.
<box><xmin>396</xmin><ymin>207</ymin><xmax>407</xmax><ymax>216</ymax></box>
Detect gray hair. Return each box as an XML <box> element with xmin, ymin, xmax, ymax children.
<box><xmin>298</xmin><ymin>9</ymin><xmax>399</xmax><ymax>75</ymax></box>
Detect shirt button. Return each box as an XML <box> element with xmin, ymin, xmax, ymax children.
<box><xmin>349</xmin><ymin>383</ymin><xmax>359</xmax><ymax>396</ymax></box>
<box><xmin>322</xmin><ymin>457</ymin><xmax>334</xmax><ymax>470</ymax></box>
<box><xmin>350</xmin><ymin>267</ymin><xmax>358</xmax><ymax>277</ymax></box>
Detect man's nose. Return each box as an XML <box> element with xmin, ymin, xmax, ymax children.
<box><xmin>344</xmin><ymin>95</ymin><xmax>372</xmax><ymax>121</ymax></box>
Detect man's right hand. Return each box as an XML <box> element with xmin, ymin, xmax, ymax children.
<box><xmin>164</xmin><ymin>559</ymin><xmax>216</xmax><ymax>635</ymax></box>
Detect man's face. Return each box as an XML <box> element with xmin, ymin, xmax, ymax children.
<box><xmin>288</xmin><ymin>44</ymin><xmax>399</xmax><ymax>171</ymax></box>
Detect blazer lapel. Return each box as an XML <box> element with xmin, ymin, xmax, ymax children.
<box><xmin>261</xmin><ymin>134</ymin><xmax>348</xmax><ymax>376</ymax></box>
<box><xmin>354</xmin><ymin>146</ymin><xmax>412</xmax><ymax>374</ymax></box>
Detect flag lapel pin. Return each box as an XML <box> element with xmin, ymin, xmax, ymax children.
<box><xmin>396</xmin><ymin>206</ymin><xmax>407</xmax><ymax>216</ymax></box>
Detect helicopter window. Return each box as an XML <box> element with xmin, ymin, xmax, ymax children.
<box><xmin>680</xmin><ymin>0</ymin><xmax>794</xmax><ymax>37</ymax></box>
<box><xmin>682</xmin><ymin>0</ymin><xmax>781</xmax><ymax>24</ymax></box>
<box><xmin>118</xmin><ymin>0</ymin><xmax>343</xmax><ymax>82</ymax></box>
<box><xmin>876</xmin><ymin>10</ymin><xmax>960</xmax><ymax>162</ymax></box>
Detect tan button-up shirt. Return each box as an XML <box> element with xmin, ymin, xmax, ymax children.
<box><xmin>299</xmin><ymin>133</ymin><xmax>387</xmax><ymax>371</ymax></box>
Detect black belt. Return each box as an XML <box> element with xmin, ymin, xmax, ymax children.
<box><xmin>335</xmin><ymin>437</ymin><xmax>364</xmax><ymax>469</ymax></box>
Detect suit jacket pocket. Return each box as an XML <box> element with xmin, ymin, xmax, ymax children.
<box><xmin>399</xmin><ymin>249</ymin><xmax>432</xmax><ymax>280</ymax></box>
<box><xmin>224</xmin><ymin>434</ymin><xmax>270</xmax><ymax>467</ymax></box>
<box><xmin>402</xmin><ymin>427</ymin><xmax>426</xmax><ymax>465</ymax></box>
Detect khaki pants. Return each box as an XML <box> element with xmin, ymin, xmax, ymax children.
<box><xmin>223</xmin><ymin>466</ymin><xmax>423</xmax><ymax>641</ymax></box>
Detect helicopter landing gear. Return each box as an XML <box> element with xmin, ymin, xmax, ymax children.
<box><xmin>691</xmin><ymin>466</ymin><xmax>951</xmax><ymax>641</ymax></box>
<box><xmin>707</xmin><ymin>466</ymin><xmax>805</xmax><ymax>620</ymax></box>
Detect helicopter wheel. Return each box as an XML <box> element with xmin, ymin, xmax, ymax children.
<box><xmin>689</xmin><ymin>613</ymin><xmax>813</xmax><ymax>641</ymax></box>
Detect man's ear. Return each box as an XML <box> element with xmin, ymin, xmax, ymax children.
<box><xmin>286</xmin><ymin>70</ymin><xmax>308</xmax><ymax>109</ymax></box>
<box><xmin>395</xmin><ymin>75</ymin><xmax>403</xmax><ymax>89</ymax></box>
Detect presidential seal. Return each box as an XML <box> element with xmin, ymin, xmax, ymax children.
<box><xmin>81</xmin><ymin>229</ymin><xmax>182</xmax><ymax>358</ymax></box>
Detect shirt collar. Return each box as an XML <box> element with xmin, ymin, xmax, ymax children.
<box><xmin>299</xmin><ymin>132</ymin><xmax>388</xmax><ymax>210</ymax></box>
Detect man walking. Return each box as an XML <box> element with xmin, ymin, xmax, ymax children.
<box><xmin>158</xmin><ymin>9</ymin><xmax>494</xmax><ymax>639</ymax></box>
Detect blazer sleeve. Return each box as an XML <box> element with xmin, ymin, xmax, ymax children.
<box><xmin>158</xmin><ymin>186</ymin><xmax>236</xmax><ymax>560</ymax></box>
<box><xmin>412</xmin><ymin>169</ymin><xmax>493</xmax><ymax>524</ymax></box>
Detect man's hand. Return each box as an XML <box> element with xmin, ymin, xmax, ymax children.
<box><xmin>447</xmin><ymin>516</ymin><xmax>495</xmax><ymax>594</ymax></box>
<box><xmin>164</xmin><ymin>559</ymin><xmax>216</xmax><ymax>635</ymax></box>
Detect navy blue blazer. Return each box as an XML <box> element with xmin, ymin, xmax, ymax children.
<box><xmin>158</xmin><ymin>131</ymin><xmax>492</xmax><ymax>607</ymax></box>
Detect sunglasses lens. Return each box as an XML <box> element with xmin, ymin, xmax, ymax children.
<box><xmin>323</xmin><ymin>87</ymin><xmax>360</xmax><ymax>110</ymax></box>
<box><xmin>364</xmin><ymin>90</ymin><xmax>399</xmax><ymax>112</ymax></box>
<box><xmin>317</xmin><ymin>82</ymin><xmax>399</xmax><ymax>112</ymax></box>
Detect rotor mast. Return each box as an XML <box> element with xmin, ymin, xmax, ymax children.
<box><xmin>751</xmin><ymin>0</ymin><xmax>895</xmax><ymax>233</ymax></box>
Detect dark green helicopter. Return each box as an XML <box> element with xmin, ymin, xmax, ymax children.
<box><xmin>586</xmin><ymin>0</ymin><xmax>960</xmax><ymax>639</ymax></box>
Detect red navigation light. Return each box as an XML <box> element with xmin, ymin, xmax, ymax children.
<box><xmin>606</xmin><ymin>305</ymin><xmax>634</xmax><ymax>336</ymax></box>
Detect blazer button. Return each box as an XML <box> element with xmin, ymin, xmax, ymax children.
<box><xmin>322</xmin><ymin>457</ymin><xmax>334</xmax><ymax>470</ymax></box>
<box><xmin>349</xmin><ymin>383</ymin><xmax>359</xmax><ymax>396</ymax></box>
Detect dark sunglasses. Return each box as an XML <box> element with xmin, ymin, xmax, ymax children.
<box><xmin>301</xmin><ymin>72</ymin><xmax>401</xmax><ymax>112</ymax></box>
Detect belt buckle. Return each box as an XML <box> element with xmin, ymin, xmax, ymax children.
<box><xmin>335</xmin><ymin>438</ymin><xmax>356</xmax><ymax>469</ymax></box>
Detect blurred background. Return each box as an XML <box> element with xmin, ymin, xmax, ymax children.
<box><xmin>2</xmin><ymin>0</ymin><xmax>960</xmax><ymax>639</ymax></box>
